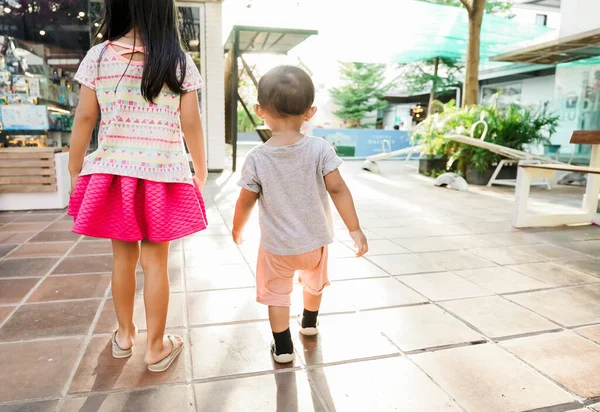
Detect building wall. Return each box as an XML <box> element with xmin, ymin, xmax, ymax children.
<box><xmin>202</xmin><ymin>2</ymin><xmax>226</xmax><ymax>171</ymax></box>
<box><xmin>560</xmin><ymin>0</ymin><xmax>600</xmax><ymax>37</ymax></box>
<box><xmin>512</xmin><ymin>8</ymin><xmax>561</xmax><ymax>30</ymax></box>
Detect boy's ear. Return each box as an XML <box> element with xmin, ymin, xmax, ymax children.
<box><xmin>305</xmin><ymin>106</ymin><xmax>318</xmax><ymax>122</ymax></box>
<box><xmin>254</xmin><ymin>104</ymin><xmax>265</xmax><ymax>120</ymax></box>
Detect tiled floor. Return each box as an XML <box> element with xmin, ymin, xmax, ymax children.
<box><xmin>2</xmin><ymin>161</ymin><xmax>600</xmax><ymax>411</ymax></box>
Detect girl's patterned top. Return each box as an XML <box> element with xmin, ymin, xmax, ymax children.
<box><xmin>74</xmin><ymin>41</ymin><xmax>203</xmax><ymax>184</ymax></box>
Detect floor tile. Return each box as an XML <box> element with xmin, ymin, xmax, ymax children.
<box><xmin>392</xmin><ymin>236</ymin><xmax>459</xmax><ymax>253</ymax></box>
<box><xmin>419</xmin><ymin>250</ymin><xmax>495</xmax><ymax>271</ymax></box>
<box><xmin>185</xmin><ymin>247</ymin><xmax>246</xmax><ymax>266</ymax></box>
<box><xmin>0</xmin><ymin>299</ymin><xmax>100</xmax><ymax>341</ymax></box>
<box><xmin>183</xmin><ymin>235</ymin><xmax>233</xmax><ymax>250</ymax></box>
<box><xmin>0</xmin><ymin>306</ymin><xmax>15</xmax><ymax>324</ymax></box>
<box><xmin>0</xmin><ymin>245</ymin><xmax>16</xmax><ymax>258</ymax></box>
<box><xmin>477</xmin><ymin>232</ymin><xmax>545</xmax><ymax>246</ymax></box>
<box><xmin>560</xmin><ymin>259</ymin><xmax>600</xmax><ymax>277</ymax></box>
<box><xmin>468</xmin><ymin>246</ymin><xmax>542</xmax><ymax>265</ymax></box>
<box><xmin>297</xmin><ymin>314</ymin><xmax>398</xmax><ymax>365</ymax></box>
<box><xmin>0</xmin><ymin>223</ymin><xmax>48</xmax><ymax>232</ymax></box>
<box><xmin>575</xmin><ymin>325</ymin><xmax>600</xmax><ymax>344</ymax></box>
<box><xmin>0</xmin><ymin>232</ymin><xmax>35</xmax><ymax>244</ymax></box>
<box><xmin>194</xmin><ymin>372</ymin><xmax>325</xmax><ymax>412</ymax></box>
<box><xmin>400</xmin><ymin>272</ymin><xmax>492</xmax><ymax>301</ymax></box>
<box><xmin>509</xmin><ymin>262</ymin><xmax>600</xmax><ymax>287</ymax></box>
<box><xmin>7</xmin><ymin>242</ymin><xmax>73</xmax><ymax>258</ymax></box>
<box><xmin>44</xmin><ymin>221</ymin><xmax>73</xmax><ymax>231</ymax></box>
<box><xmin>0</xmin><ymin>337</ymin><xmax>83</xmax><ymax>402</ymax></box>
<box><xmin>52</xmin><ymin>255</ymin><xmax>112</xmax><ymax>275</ymax></box>
<box><xmin>69</xmin><ymin>240</ymin><xmax>113</xmax><ymax>256</ymax></box>
<box><xmin>0</xmin><ymin>400</ymin><xmax>59</xmax><ymax>412</ymax></box>
<box><xmin>361</xmin><ymin>304</ymin><xmax>484</xmax><ymax>352</ymax></box>
<box><xmin>442</xmin><ymin>296</ymin><xmax>559</xmax><ymax>339</ymax></box>
<box><xmin>187</xmin><ymin>289</ymin><xmax>264</xmax><ymax>326</ymax></box>
<box><xmin>0</xmin><ymin>258</ymin><xmax>58</xmax><ymax>278</ymax></box>
<box><xmin>502</xmin><ymin>332</ymin><xmax>600</xmax><ymax>398</ymax></box>
<box><xmin>62</xmin><ymin>386</ymin><xmax>190</xmax><ymax>412</ymax></box>
<box><xmin>14</xmin><ymin>213</ymin><xmax>62</xmax><ymax>222</ymax></box>
<box><xmin>507</xmin><ymin>288</ymin><xmax>600</xmax><ymax>327</ymax></box>
<box><xmin>455</xmin><ymin>266</ymin><xmax>548</xmax><ymax>294</ymax></box>
<box><xmin>317</xmin><ymin>277</ymin><xmax>427</xmax><ymax>313</ymax></box>
<box><xmin>309</xmin><ymin>357</ymin><xmax>461</xmax><ymax>412</ymax></box>
<box><xmin>69</xmin><ymin>331</ymin><xmax>186</xmax><ymax>394</ymax></box>
<box><xmin>0</xmin><ymin>278</ymin><xmax>39</xmax><ymax>304</ymax></box>
<box><xmin>190</xmin><ymin>323</ymin><xmax>294</xmax><ymax>379</ymax></box>
<box><xmin>413</xmin><ymin>343</ymin><xmax>576</xmax><ymax>412</ymax></box>
<box><xmin>517</xmin><ymin>244</ymin><xmax>588</xmax><ymax>261</ymax></box>
<box><xmin>561</xmin><ymin>240</ymin><xmax>600</xmax><ymax>256</ymax></box>
<box><xmin>328</xmin><ymin>241</ymin><xmax>357</xmax><ymax>258</ymax></box>
<box><xmin>185</xmin><ymin>264</ymin><xmax>254</xmax><ymax>291</ymax></box>
<box><xmin>28</xmin><ymin>274</ymin><xmax>110</xmax><ymax>302</ymax></box>
<box><xmin>346</xmin><ymin>239</ymin><xmax>410</xmax><ymax>255</ymax></box>
<box><xmin>327</xmin><ymin>257</ymin><xmax>389</xmax><ymax>280</ymax></box>
<box><xmin>95</xmin><ymin>294</ymin><xmax>185</xmax><ymax>333</ymax></box>
<box><xmin>367</xmin><ymin>254</ymin><xmax>445</xmax><ymax>276</ymax></box>
<box><xmin>29</xmin><ymin>231</ymin><xmax>81</xmax><ymax>242</ymax></box>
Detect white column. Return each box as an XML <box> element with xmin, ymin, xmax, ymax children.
<box><xmin>203</xmin><ymin>2</ymin><xmax>226</xmax><ymax>171</ymax></box>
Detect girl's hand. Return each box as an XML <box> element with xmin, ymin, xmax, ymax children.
<box><xmin>193</xmin><ymin>174</ymin><xmax>206</xmax><ymax>193</ymax></box>
<box><xmin>349</xmin><ymin>229</ymin><xmax>368</xmax><ymax>257</ymax></box>
<box><xmin>232</xmin><ymin>228</ymin><xmax>243</xmax><ymax>245</ymax></box>
<box><xmin>69</xmin><ymin>174</ymin><xmax>79</xmax><ymax>196</ymax></box>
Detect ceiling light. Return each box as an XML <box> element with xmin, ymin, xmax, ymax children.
<box><xmin>39</xmin><ymin>30</ymin><xmax>46</xmax><ymax>36</ymax></box>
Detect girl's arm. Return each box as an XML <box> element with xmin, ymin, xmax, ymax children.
<box><xmin>180</xmin><ymin>91</ymin><xmax>207</xmax><ymax>191</ymax></box>
<box><xmin>68</xmin><ymin>86</ymin><xmax>99</xmax><ymax>186</ymax></box>
<box><xmin>232</xmin><ymin>188</ymin><xmax>259</xmax><ymax>245</ymax></box>
<box><xmin>324</xmin><ymin>169</ymin><xmax>369</xmax><ymax>257</ymax></box>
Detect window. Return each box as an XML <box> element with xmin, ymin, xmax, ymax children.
<box><xmin>536</xmin><ymin>14</ymin><xmax>548</xmax><ymax>26</ymax></box>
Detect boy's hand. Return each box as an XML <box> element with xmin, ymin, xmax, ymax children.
<box><xmin>232</xmin><ymin>228</ymin><xmax>243</xmax><ymax>245</ymax></box>
<box><xmin>350</xmin><ymin>229</ymin><xmax>368</xmax><ymax>257</ymax></box>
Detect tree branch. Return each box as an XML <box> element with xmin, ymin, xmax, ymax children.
<box><xmin>459</xmin><ymin>0</ymin><xmax>473</xmax><ymax>13</ymax></box>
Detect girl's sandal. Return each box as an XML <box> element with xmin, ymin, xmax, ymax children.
<box><xmin>147</xmin><ymin>334</ymin><xmax>184</xmax><ymax>373</ymax></box>
<box><xmin>111</xmin><ymin>330</ymin><xmax>134</xmax><ymax>359</ymax></box>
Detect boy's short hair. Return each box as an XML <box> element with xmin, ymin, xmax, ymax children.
<box><xmin>258</xmin><ymin>66</ymin><xmax>315</xmax><ymax>117</ymax></box>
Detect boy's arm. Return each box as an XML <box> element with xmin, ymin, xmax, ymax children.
<box><xmin>68</xmin><ymin>86</ymin><xmax>99</xmax><ymax>191</ymax></box>
<box><xmin>324</xmin><ymin>169</ymin><xmax>368</xmax><ymax>257</ymax></box>
<box><xmin>180</xmin><ymin>91</ymin><xmax>207</xmax><ymax>191</ymax></box>
<box><xmin>232</xmin><ymin>188</ymin><xmax>259</xmax><ymax>245</ymax></box>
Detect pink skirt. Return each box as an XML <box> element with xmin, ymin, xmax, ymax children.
<box><xmin>68</xmin><ymin>174</ymin><xmax>207</xmax><ymax>242</ymax></box>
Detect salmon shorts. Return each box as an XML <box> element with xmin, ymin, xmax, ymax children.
<box><xmin>256</xmin><ymin>246</ymin><xmax>330</xmax><ymax>307</ymax></box>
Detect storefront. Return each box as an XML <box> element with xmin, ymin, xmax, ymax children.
<box><xmin>0</xmin><ymin>0</ymin><xmax>225</xmax><ymax>170</ymax></box>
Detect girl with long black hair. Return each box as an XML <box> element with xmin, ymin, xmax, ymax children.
<box><xmin>68</xmin><ymin>0</ymin><xmax>208</xmax><ymax>372</ymax></box>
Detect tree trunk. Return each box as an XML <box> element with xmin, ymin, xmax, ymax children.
<box><xmin>463</xmin><ymin>0</ymin><xmax>484</xmax><ymax>107</ymax></box>
<box><xmin>428</xmin><ymin>57</ymin><xmax>439</xmax><ymax>115</ymax></box>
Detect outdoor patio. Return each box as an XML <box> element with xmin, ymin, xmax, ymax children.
<box><xmin>2</xmin><ymin>161</ymin><xmax>600</xmax><ymax>412</ymax></box>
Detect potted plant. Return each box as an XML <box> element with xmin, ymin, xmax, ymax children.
<box><xmin>412</xmin><ymin>100</ymin><xmax>559</xmax><ymax>185</ymax></box>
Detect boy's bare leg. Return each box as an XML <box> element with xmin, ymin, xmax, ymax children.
<box><xmin>268</xmin><ymin>305</ymin><xmax>290</xmax><ymax>333</ymax></box>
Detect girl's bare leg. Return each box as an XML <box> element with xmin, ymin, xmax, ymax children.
<box><xmin>140</xmin><ymin>240</ymin><xmax>183</xmax><ymax>364</ymax></box>
<box><xmin>111</xmin><ymin>240</ymin><xmax>140</xmax><ymax>349</ymax></box>
<box><xmin>303</xmin><ymin>290</ymin><xmax>322</xmax><ymax>312</ymax></box>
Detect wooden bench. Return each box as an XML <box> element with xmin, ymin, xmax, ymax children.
<box><xmin>513</xmin><ymin>131</ymin><xmax>600</xmax><ymax>228</ymax></box>
<box><xmin>0</xmin><ymin>148</ymin><xmax>70</xmax><ymax>211</ymax></box>
<box><xmin>0</xmin><ymin>148</ymin><xmax>59</xmax><ymax>193</ymax></box>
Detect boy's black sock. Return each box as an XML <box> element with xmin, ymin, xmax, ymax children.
<box><xmin>272</xmin><ymin>328</ymin><xmax>293</xmax><ymax>354</ymax></box>
<box><xmin>302</xmin><ymin>309</ymin><xmax>319</xmax><ymax>328</ymax></box>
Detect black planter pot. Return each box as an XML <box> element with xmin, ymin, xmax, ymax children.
<box><xmin>418</xmin><ymin>157</ymin><xmax>449</xmax><ymax>175</ymax></box>
<box><xmin>466</xmin><ymin>163</ymin><xmax>518</xmax><ymax>185</ymax></box>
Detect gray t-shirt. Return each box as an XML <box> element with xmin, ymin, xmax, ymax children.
<box><xmin>238</xmin><ymin>135</ymin><xmax>343</xmax><ymax>256</ymax></box>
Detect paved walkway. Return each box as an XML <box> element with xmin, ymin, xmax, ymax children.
<box><xmin>1</xmin><ymin>161</ymin><xmax>600</xmax><ymax>411</ymax></box>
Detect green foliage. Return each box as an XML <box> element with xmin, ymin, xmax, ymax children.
<box><xmin>412</xmin><ymin>100</ymin><xmax>560</xmax><ymax>173</ymax></box>
<box><xmin>400</xmin><ymin>58</ymin><xmax>463</xmax><ymax>97</ymax></box>
<box><xmin>330</xmin><ymin>63</ymin><xmax>392</xmax><ymax>128</ymax></box>
<box><xmin>237</xmin><ymin>106</ymin><xmax>262</xmax><ymax>133</ymax></box>
<box><xmin>418</xmin><ymin>0</ymin><xmax>513</xmax><ymax>15</ymax></box>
